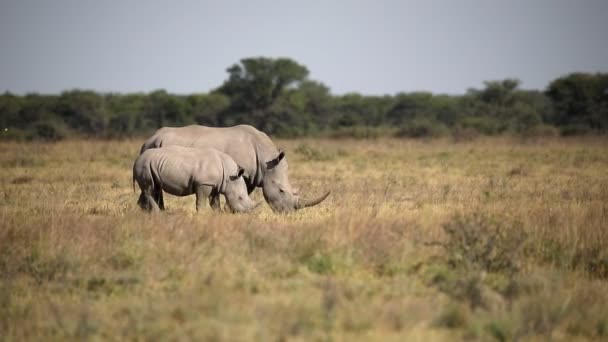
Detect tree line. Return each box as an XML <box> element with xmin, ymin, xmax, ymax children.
<box><xmin>1</xmin><ymin>57</ymin><xmax>607</xmax><ymax>140</ymax></box>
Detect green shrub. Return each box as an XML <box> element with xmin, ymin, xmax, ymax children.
<box><xmin>571</xmin><ymin>246</ymin><xmax>608</xmax><ymax>280</ymax></box>
<box><xmin>434</xmin><ymin>304</ymin><xmax>470</xmax><ymax>329</ymax></box>
<box><xmin>294</xmin><ymin>143</ymin><xmax>334</xmax><ymax>161</ymax></box>
<box><xmin>439</xmin><ymin>214</ymin><xmax>527</xmax><ymax>274</ymax></box>
<box><xmin>305</xmin><ymin>252</ymin><xmax>337</xmax><ymax>275</ymax></box>
<box><xmin>521</xmin><ymin>124</ymin><xmax>559</xmax><ymax>138</ymax></box>
<box><xmin>451</xmin><ymin>126</ymin><xmax>480</xmax><ymax>142</ymax></box>
<box><xmin>459</xmin><ymin>116</ymin><xmax>501</xmax><ymax>135</ymax></box>
<box><xmin>560</xmin><ymin>124</ymin><xmax>593</xmax><ymax>136</ymax></box>
<box><xmin>0</xmin><ymin>128</ymin><xmax>30</xmax><ymax>141</ymax></box>
<box><xmin>395</xmin><ymin>118</ymin><xmax>449</xmax><ymax>138</ymax></box>
<box><xmin>31</xmin><ymin>120</ymin><xmax>69</xmax><ymax>141</ymax></box>
<box><xmin>328</xmin><ymin>126</ymin><xmax>393</xmax><ymax>139</ymax></box>
<box><xmin>485</xmin><ymin>320</ymin><xmax>513</xmax><ymax>342</ymax></box>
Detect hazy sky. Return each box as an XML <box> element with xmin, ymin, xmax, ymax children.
<box><xmin>1</xmin><ymin>0</ymin><xmax>607</xmax><ymax>95</ymax></box>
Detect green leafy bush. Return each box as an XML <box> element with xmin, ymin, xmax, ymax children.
<box><xmin>439</xmin><ymin>214</ymin><xmax>527</xmax><ymax>274</ymax></box>
<box><xmin>560</xmin><ymin>124</ymin><xmax>594</xmax><ymax>136</ymax></box>
<box><xmin>395</xmin><ymin>118</ymin><xmax>449</xmax><ymax>138</ymax></box>
<box><xmin>32</xmin><ymin>120</ymin><xmax>69</xmax><ymax>141</ymax></box>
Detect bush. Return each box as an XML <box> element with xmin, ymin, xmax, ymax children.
<box><xmin>559</xmin><ymin>124</ymin><xmax>593</xmax><ymax>136</ymax></box>
<box><xmin>521</xmin><ymin>124</ymin><xmax>559</xmax><ymax>138</ymax></box>
<box><xmin>439</xmin><ymin>213</ymin><xmax>527</xmax><ymax>274</ymax></box>
<box><xmin>328</xmin><ymin>126</ymin><xmax>393</xmax><ymax>139</ymax></box>
<box><xmin>459</xmin><ymin>116</ymin><xmax>501</xmax><ymax>135</ymax></box>
<box><xmin>451</xmin><ymin>127</ymin><xmax>480</xmax><ymax>142</ymax></box>
<box><xmin>31</xmin><ymin>120</ymin><xmax>69</xmax><ymax>141</ymax></box>
<box><xmin>395</xmin><ymin>118</ymin><xmax>449</xmax><ymax>138</ymax></box>
<box><xmin>434</xmin><ymin>304</ymin><xmax>471</xmax><ymax>329</ymax></box>
<box><xmin>571</xmin><ymin>246</ymin><xmax>608</xmax><ymax>280</ymax></box>
<box><xmin>0</xmin><ymin>128</ymin><xmax>29</xmax><ymax>141</ymax></box>
<box><xmin>294</xmin><ymin>143</ymin><xmax>334</xmax><ymax>161</ymax></box>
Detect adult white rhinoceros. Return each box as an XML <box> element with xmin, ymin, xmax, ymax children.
<box><xmin>140</xmin><ymin>125</ymin><xmax>330</xmax><ymax>213</ymax></box>
<box><xmin>133</xmin><ymin>146</ymin><xmax>261</xmax><ymax>213</ymax></box>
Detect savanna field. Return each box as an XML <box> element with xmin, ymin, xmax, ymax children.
<box><xmin>1</xmin><ymin>137</ymin><xmax>608</xmax><ymax>341</ymax></box>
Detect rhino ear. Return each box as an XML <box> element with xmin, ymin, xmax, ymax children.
<box><xmin>277</xmin><ymin>148</ymin><xmax>285</xmax><ymax>162</ymax></box>
<box><xmin>229</xmin><ymin>166</ymin><xmax>245</xmax><ymax>181</ymax></box>
<box><xmin>236</xmin><ymin>166</ymin><xmax>245</xmax><ymax>178</ymax></box>
<box><xmin>266</xmin><ymin>148</ymin><xmax>286</xmax><ymax>169</ymax></box>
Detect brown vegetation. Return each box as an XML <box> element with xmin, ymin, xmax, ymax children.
<box><xmin>1</xmin><ymin>137</ymin><xmax>607</xmax><ymax>340</ymax></box>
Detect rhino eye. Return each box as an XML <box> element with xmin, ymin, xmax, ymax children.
<box><xmin>238</xmin><ymin>196</ymin><xmax>243</xmax><ymax>200</ymax></box>
<box><xmin>279</xmin><ymin>189</ymin><xmax>285</xmax><ymax>194</ymax></box>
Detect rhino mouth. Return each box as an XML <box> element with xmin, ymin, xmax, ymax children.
<box><xmin>225</xmin><ymin>200</ymin><xmax>263</xmax><ymax>213</ymax></box>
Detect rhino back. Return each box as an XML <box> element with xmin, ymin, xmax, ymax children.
<box><xmin>142</xmin><ymin>125</ymin><xmax>279</xmax><ymax>187</ymax></box>
<box><xmin>141</xmin><ymin>146</ymin><xmax>223</xmax><ymax>196</ymax></box>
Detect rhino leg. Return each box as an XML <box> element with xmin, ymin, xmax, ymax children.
<box><xmin>195</xmin><ymin>185</ymin><xmax>213</xmax><ymax>212</ymax></box>
<box><xmin>209</xmin><ymin>190</ymin><xmax>221</xmax><ymax>211</ymax></box>
<box><xmin>156</xmin><ymin>190</ymin><xmax>165</xmax><ymax>210</ymax></box>
<box><xmin>144</xmin><ymin>190</ymin><xmax>161</xmax><ymax>212</ymax></box>
<box><xmin>137</xmin><ymin>192</ymin><xmax>147</xmax><ymax>210</ymax></box>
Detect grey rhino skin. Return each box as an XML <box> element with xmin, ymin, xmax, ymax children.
<box><xmin>133</xmin><ymin>145</ymin><xmax>260</xmax><ymax>213</ymax></box>
<box><xmin>140</xmin><ymin>125</ymin><xmax>330</xmax><ymax>213</ymax></box>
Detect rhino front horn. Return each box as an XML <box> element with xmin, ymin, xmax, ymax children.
<box><xmin>296</xmin><ymin>191</ymin><xmax>331</xmax><ymax>209</ymax></box>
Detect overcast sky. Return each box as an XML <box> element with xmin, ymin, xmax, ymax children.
<box><xmin>1</xmin><ymin>0</ymin><xmax>607</xmax><ymax>95</ymax></box>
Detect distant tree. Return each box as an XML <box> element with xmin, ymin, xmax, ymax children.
<box><xmin>264</xmin><ymin>87</ymin><xmax>313</xmax><ymax>136</ymax></box>
<box><xmin>186</xmin><ymin>93</ymin><xmax>230</xmax><ymax>126</ymax></box>
<box><xmin>106</xmin><ymin>93</ymin><xmax>147</xmax><ymax>137</ymax></box>
<box><xmin>507</xmin><ymin>90</ymin><xmax>551</xmax><ymax>133</ymax></box>
<box><xmin>466</xmin><ymin>79</ymin><xmax>520</xmax><ymax>118</ymax></box>
<box><xmin>20</xmin><ymin>94</ymin><xmax>58</xmax><ymax>124</ymax></box>
<box><xmin>143</xmin><ymin>90</ymin><xmax>188</xmax><ymax>129</ymax></box>
<box><xmin>386</xmin><ymin>92</ymin><xmax>464</xmax><ymax>129</ymax></box>
<box><xmin>431</xmin><ymin>95</ymin><xmax>463</xmax><ymax>127</ymax></box>
<box><xmin>218</xmin><ymin>57</ymin><xmax>309</xmax><ymax>111</ymax></box>
<box><xmin>459</xmin><ymin>79</ymin><xmax>551</xmax><ymax>134</ymax></box>
<box><xmin>546</xmin><ymin>73</ymin><xmax>608</xmax><ymax>132</ymax></box>
<box><xmin>386</xmin><ymin>92</ymin><xmax>435</xmax><ymax>125</ymax></box>
<box><xmin>217</xmin><ymin>57</ymin><xmax>309</xmax><ymax>129</ymax></box>
<box><xmin>55</xmin><ymin>90</ymin><xmax>107</xmax><ymax>135</ymax></box>
<box><xmin>0</xmin><ymin>92</ymin><xmax>23</xmax><ymax>128</ymax></box>
<box><xmin>331</xmin><ymin>93</ymin><xmax>361</xmax><ymax>127</ymax></box>
<box><xmin>295</xmin><ymin>80</ymin><xmax>333</xmax><ymax>130</ymax></box>
<box><xmin>478</xmin><ymin>79</ymin><xmax>519</xmax><ymax>107</ymax></box>
<box><xmin>328</xmin><ymin>93</ymin><xmax>391</xmax><ymax>129</ymax></box>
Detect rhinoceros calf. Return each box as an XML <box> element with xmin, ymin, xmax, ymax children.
<box><xmin>133</xmin><ymin>146</ymin><xmax>260</xmax><ymax>213</ymax></box>
<box><xmin>140</xmin><ymin>125</ymin><xmax>330</xmax><ymax>213</ymax></box>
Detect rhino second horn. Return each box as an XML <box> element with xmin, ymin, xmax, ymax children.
<box><xmin>296</xmin><ymin>191</ymin><xmax>331</xmax><ymax>209</ymax></box>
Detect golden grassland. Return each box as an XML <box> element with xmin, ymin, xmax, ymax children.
<box><xmin>1</xmin><ymin>136</ymin><xmax>607</xmax><ymax>341</ymax></box>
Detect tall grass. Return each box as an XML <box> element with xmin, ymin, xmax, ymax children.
<box><xmin>1</xmin><ymin>137</ymin><xmax>607</xmax><ymax>340</ymax></box>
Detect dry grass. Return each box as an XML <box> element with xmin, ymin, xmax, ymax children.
<box><xmin>1</xmin><ymin>137</ymin><xmax>607</xmax><ymax>341</ymax></box>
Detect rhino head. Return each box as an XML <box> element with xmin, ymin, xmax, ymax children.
<box><xmin>262</xmin><ymin>149</ymin><xmax>331</xmax><ymax>213</ymax></box>
<box><xmin>224</xmin><ymin>166</ymin><xmax>263</xmax><ymax>213</ymax></box>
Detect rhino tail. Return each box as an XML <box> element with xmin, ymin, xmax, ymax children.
<box><xmin>132</xmin><ymin>161</ymin><xmax>137</xmax><ymax>193</ymax></box>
